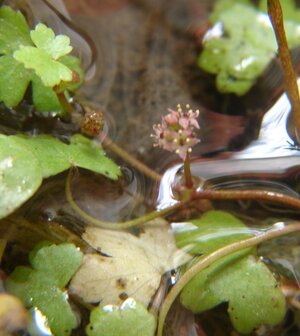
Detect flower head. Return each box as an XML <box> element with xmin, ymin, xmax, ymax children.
<box><xmin>151</xmin><ymin>104</ymin><xmax>200</xmax><ymax>160</ymax></box>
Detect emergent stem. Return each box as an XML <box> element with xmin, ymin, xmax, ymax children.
<box><xmin>268</xmin><ymin>0</ymin><xmax>300</xmax><ymax>140</ymax></box>
<box><xmin>191</xmin><ymin>188</ymin><xmax>300</xmax><ymax>209</ymax></box>
<box><xmin>57</xmin><ymin>92</ymin><xmax>73</xmax><ymax>119</ymax></box>
<box><xmin>157</xmin><ymin>222</ymin><xmax>300</xmax><ymax>336</ymax></box>
<box><xmin>183</xmin><ymin>151</ymin><xmax>193</xmax><ymax>189</ymax></box>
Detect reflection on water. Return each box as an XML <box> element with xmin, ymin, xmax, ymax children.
<box><xmin>158</xmin><ymin>88</ymin><xmax>300</xmax><ymax>209</ymax></box>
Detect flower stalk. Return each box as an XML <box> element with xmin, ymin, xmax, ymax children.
<box><xmin>152</xmin><ymin>104</ymin><xmax>200</xmax><ymax>189</ymax></box>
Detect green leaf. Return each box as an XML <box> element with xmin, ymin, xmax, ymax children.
<box><xmin>14</xmin><ymin>45</ymin><xmax>73</xmax><ymax>87</ymax></box>
<box><xmin>259</xmin><ymin>0</ymin><xmax>300</xmax><ymax>23</ymax></box>
<box><xmin>177</xmin><ymin>211</ymin><xmax>286</xmax><ymax>334</ymax></box>
<box><xmin>12</xmin><ymin>134</ymin><xmax>121</xmax><ymax>180</ymax></box>
<box><xmin>0</xmin><ymin>134</ymin><xmax>42</xmax><ymax>219</ymax></box>
<box><xmin>199</xmin><ymin>2</ymin><xmax>300</xmax><ymax>95</ymax></box>
<box><xmin>30</xmin><ymin>23</ymin><xmax>72</xmax><ymax>60</ymax></box>
<box><xmin>0</xmin><ymin>6</ymin><xmax>83</xmax><ymax>112</ymax></box>
<box><xmin>86</xmin><ymin>298</ymin><xmax>156</xmax><ymax>336</ymax></box>
<box><xmin>209</xmin><ymin>0</ymin><xmax>252</xmax><ymax>24</ymax></box>
<box><xmin>31</xmin><ymin>75</ymin><xmax>62</xmax><ymax>113</ymax></box>
<box><xmin>176</xmin><ymin>210</ymin><xmax>253</xmax><ymax>254</ymax></box>
<box><xmin>6</xmin><ymin>243</ymin><xmax>83</xmax><ymax>336</ymax></box>
<box><xmin>0</xmin><ymin>6</ymin><xmax>32</xmax><ymax>55</ymax></box>
<box><xmin>69</xmin><ymin>134</ymin><xmax>121</xmax><ymax>180</ymax></box>
<box><xmin>0</xmin><ymin>55</ymin><xmax>31</xmax><ymax>107</ymax></box>
<box><xmin>60</xmin><ymin>55</ymin><xmax>85</xmax><ymax>91</ymax></box>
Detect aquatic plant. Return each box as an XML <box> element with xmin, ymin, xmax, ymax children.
<box><xmin>1</xmin><ymin>1</ymin><xmax>300</xmax><ymax>336</ymax></box>
<box><xmin>152</xmin><ymin>104</ymin><xmax>200</xmax><ymax>188</ymax></box>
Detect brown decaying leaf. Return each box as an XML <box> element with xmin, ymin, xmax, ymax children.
<box><xmin>69</xmin><ymin>219</ymin><xmax>190</xmax><ymax>307</ymax></box>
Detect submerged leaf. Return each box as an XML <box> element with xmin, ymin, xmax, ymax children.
<box><xmin>5</xmin><ymin>243</ymin><xmax>83</xmax><ymax>336</ymax></box>
<box><xmin>199</xmin><ymin>2</ymin><xmax>300</xmax><ymax>95</ymax></box>
<box><xmin>177</xmin><ymin>211</ymin><xmax>286</xmax><ymax>334</ymax></box>
<box><xmin>86</xmin><ymin>298</ymin><xmax>156</xmax><ymax>336</ymax></box>
<box><xmin>70</xmin><ymin>219</ymin><xmax>189</xmax><ymax>307</ymax></box>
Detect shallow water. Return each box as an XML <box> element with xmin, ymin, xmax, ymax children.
<box><xmin>2</xmin><ymin>0</ymin><xmax>300</xmax><ymax>335</ymax></box>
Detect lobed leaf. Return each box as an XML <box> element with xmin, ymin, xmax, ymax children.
<box><xmin>0</xmin><ymin>134</ymin><xmax>120</xmax><ymax>219</ymax></box>
<box><xmin>199</xmin><ymin>1</ymin><xmax>300</xmax><ymax>95</ymax></box>
<box><xmin>30</xmin><ymin>23</ymin><xmax>72</xmax><ymax>60</ymax></box>
<box><xmin>86</xmin><ymin>298</ymin><xmax>156</xmax><ymax>336</ymax></box>
<box><xmin>177</xmin><ymin>211</ymin><xmax>286</xmax><ymax>333</ymax></box>
<box><xmin>5</xmin><ymin>243</ymin><xmax>83</xmax><ymax>336</ymax></box>
<box><xmin>70</xmin><ymin>219</ymin><xmax>190</xmax><ymax>307</ymax></box>
<box><xmin>13</xmin><ymin>46</ymin><xmax>73</xmax><ymax>87</ymax></box>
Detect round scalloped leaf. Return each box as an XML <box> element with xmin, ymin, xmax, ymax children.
<box><xmin>6</xmin><ymin>243</ymin><xmax>83</xmax><ymax>336</ymax></box>
<box><xmin>0</xmin><ymin>134</ymin><xmax>42</xmax><ymax>219</ymax></box>
<box><xmin>86</xmin><ymin>298</ymin><xmax>156</xmax><ymax>336</ymax></box>
<box><xmin>13</xmin><ymin>45</ymin><xmax>73</xmax><ymax>87</ymax></box>
<box><xmin>30</xmin><ymin>23</ymin><xmax>72</xmax><ymax>60</ymax></box>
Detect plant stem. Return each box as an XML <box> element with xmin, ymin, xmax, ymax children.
<box><xmin>268</xmin><ymin>0</ymin><xmax>300</xmax><ymax>140</ymax></box>
<box><xmin>102</xmin><ymin>136</ymin><xmax>162</xmax><ymax>182</ymax></box>
<box><xmin>191</xmin><ymin>188</ymin><xmax>300</xmax><ymax>209</ymax></box>
<box><xmin>157</xmin><ymin>222</ymin><xmax>300</xmax><ymax>336</ymax></box>
<box><xmin>65</xmin><ymin>170</ymin><xmax>179</xmax><ymax>230</ymax></box>
<box><xmin>183</xmin><ymin>152</ymin><xmax>193</xmax><ymax>189</ymax></box>
<box><xmin>66</xmin><ymin>165</ymin><xmax>300</xmax><ymax>229</ymax></box>
<box><xmin>57</xmin><ymin>92</ymin><xmax>73</xmax><ymax>119</ymax></box>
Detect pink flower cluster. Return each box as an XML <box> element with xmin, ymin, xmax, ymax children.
<box><xmin>152</xmin><ymin>104</ymin><xmax>200</xmax><ymax>160</ymax></box>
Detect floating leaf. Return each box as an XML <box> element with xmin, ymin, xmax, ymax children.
<box><xmin>86</xmin><ymin>298</ymin><xmax>156</xmax><ymax>336</ymax></box>
<box><xmin>70</xmin><ymin>219</ymin><xmax>189</xmax><ymax>307</ymax></box>
<box><xmin>199</xmin><ymin>2</ymin><xmax>300</xmax><ymax>95</ymax></box>
<box><xmin>0</xmin><ymin>135</ymin><xmax>42</xmax><ymax>219</ymax></box>
<box><xmin>5</xmin><ymin>243</ymin><xmax>83</xmax><ymax>336</ymax></box>
<box><xmin>68</xmin><ymin>134</ymin><xmax>121</xmax><ymax>180</ymax></box>
<box><xmin>177</xmin><ymin>211</ymin><xmax>286</xmax><ymax>334</ymax></box>
<box><xmin>12</xmin><ymin>134</ymin><xmax>121</xmax><ymax>180</ymax></box>
<box><xmin>0</xmin><ymin>134</ymin><xmax>120</xmax><ymax>220</ymax></box>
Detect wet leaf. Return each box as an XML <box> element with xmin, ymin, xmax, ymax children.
<box><xmin>86</xmin><ymin>298</ymin><xmax>156</xmax><ymax>336</ymax></box>
<box><xmin>0</xmin><ymin>134</ymin><xmax>120</xmax><ymax>219</ymax></box>
<box><xmin>13</xmin><ymin>134</ymin><xmax>121</xmax><ymax>179</ymax></box>
<box><xmin>5</xmin><ymin>243</ymin><xmax>83</xmax><ymax>336</ymax></box>
<box><xmin>70</xmin><ymin>219</ymin><xmax>189</xmax><ymax>307</ymax></box>
<box><xmin>177</xmin><ymin>211</ymin><xmax>286</xmax><ymax>334</ymax></box>
<box><xmin>199</xmin><ymin>2</ymin><xmax>300</xmax><ymax>95</ymax></box>
<box><xmin>68</xmin><ymin>134</ymin><xmax>121</xmax><ymax>180</ymax></box>
<box><xmin>0</xmin><ymin>135</ymin><xmax>42</xmax><ymax>219</ymax></box>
